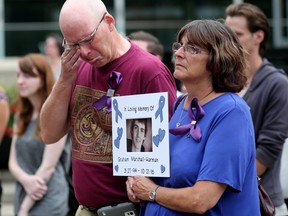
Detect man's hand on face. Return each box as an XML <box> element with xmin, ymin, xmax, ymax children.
<box><xmin>60</xmin><ymin>46</ymin><xmax>81</xmax><ymax>83</ymax></box>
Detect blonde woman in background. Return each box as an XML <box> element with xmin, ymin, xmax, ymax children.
<box><xmin>0</xmin><ymin>85</ymin><xmax>10</xmax><ymax>215</ymax></box>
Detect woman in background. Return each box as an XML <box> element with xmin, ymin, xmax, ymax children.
<box><xmin>9</xmin><ymin>53</ymin><xmax>68</xmax><ymax>216</ymax></box>
<box><xmin>127</xmin><ymin>19</ymin><xmax>260</xmax><ymax>215</ymax></box>
<box><xmin>44</xmin><ymin>33</ymin><xmax>64</xmax><ymax>79</ymax></box>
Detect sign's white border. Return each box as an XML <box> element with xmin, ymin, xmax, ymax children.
<box><xmin>112</xmin><ymin>92</ymin><xmax>170</xmax><ymax>177</ymax></box>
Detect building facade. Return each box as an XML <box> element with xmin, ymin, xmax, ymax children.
<box><xmin>1</xmin><ymin>0</ymin><xmax>288</xmax><ymax>71</ymax></box>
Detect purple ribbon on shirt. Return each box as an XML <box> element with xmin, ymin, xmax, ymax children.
<box><xmin>169</xmin><ymin>98</ymin><xmax>205</xmax><ymax>142</ymax></box>
<box><xmin>92</xmin><ymin>71</ymin><xmax>122</xmax><ymax>112</ymax></box>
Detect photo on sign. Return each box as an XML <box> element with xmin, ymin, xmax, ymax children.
<box><xmin>126</xmin><ymin>118</ymin><xmax>152</xmax><ymax>153</ymax></box>
<box><xmin>112</xmin><ymin>92</ymin><xmax>170</xmax><ymax>177</ymax></box>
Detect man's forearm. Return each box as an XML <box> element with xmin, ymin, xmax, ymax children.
<box><xmin>40</xmin><ymin>81</ymin><xmax>71</xmax><ymax>144</ymax></box>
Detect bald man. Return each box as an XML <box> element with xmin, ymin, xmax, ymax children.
<box><xmin>40</xmin><ymin>0</ymin><xmax>176</xmax><ymax>215</ymax></box>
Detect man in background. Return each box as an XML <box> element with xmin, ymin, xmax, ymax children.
<box><xmin>226</xmin><ymin>3</ymin><xmax>288</xmax><ymax>215</ymax></box>
<box><xmin>128</xmin><ymin>30</ymin><xmax>184</xmax><ymax>96</ymax></box>
<box><xmin>127</xmin><ymin>30</ymin><xmax>164</xmax><ymax>60</ymax></box>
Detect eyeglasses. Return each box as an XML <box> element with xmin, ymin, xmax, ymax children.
<box><xmin>62</xmin><ymin>12</ymin><xmax>107</xmax><ymax>49</ymax></box>
<box><xmin>172</xmin><ymin>42</ymin><xmax>208</xmax><ymax>55</ymax></box>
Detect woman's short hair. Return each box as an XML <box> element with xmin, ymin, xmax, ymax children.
<box><xmin>176</xmin><ymin>19</ymin><xmax>247</xmax><ymax>93</ymax></box>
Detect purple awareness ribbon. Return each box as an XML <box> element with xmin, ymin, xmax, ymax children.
<box><xmin>92</xmin><ymin>71</ymin><xmax>122</xmax><ymax>112</ymax></box>
<box><xmin>169</xmin><ymin>98</ymin><xmax>205</xmax><ymax>142</ymax></box>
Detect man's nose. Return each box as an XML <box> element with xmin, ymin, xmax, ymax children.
<box><xmin>79</xmin><ymin>44</ymin><xmax>91</xmax><ymax>57</ymax></box>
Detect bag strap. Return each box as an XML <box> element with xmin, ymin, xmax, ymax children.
<box><xmin>258</xmin><ymin>176</ymin><xmax>275</xmax><ymax>216</ymax></box>
<box><xmin>173</xmin><ymin>93</ymin><xmax>188</xmax><ymax>113</ymax></box>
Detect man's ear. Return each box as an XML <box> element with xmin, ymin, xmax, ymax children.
<box><xmin>254</xmin><ymin>30</ymin><xmax>265</xmax><ymax>44</ymax></box>
<box><xmin>104</xmin><ymin>13</ymin><xmax>115</xmax><ymax>31</ymax></box>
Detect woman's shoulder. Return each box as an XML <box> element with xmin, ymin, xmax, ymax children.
<box><xmin>209</xmin><ymin>92</ymin><xmax>250</xmax><ymax>114</ymax></box>
<box><xmin>215</xmin><ymin>92</ymin><xmax>245</xmax><ymax>104</ymax></box>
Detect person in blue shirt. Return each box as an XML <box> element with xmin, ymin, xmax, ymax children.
<box><xmin>126</xmin><ymin>19</ymin><xmax>261</xmax><ymax>216</ymax></box>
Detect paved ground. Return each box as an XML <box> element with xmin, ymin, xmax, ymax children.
<box><xmin>1</xmin><ymin>170</ymin><xmax>15</xmax><ymax>216</ymax></box>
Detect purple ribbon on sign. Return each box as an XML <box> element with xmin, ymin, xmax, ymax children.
<box><xmin>169</xmin><ymin>98</ymin><xmax>205</xmax><ymax>142</ymax></box>
<box><xmin>92</xmin><ymin>71</ymin><xmax>122</xmax><ymax>112</ymax></box>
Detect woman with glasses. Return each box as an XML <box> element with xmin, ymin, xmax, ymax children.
<box><xmin>8</xmin><ymin>54</ymin><xmax>68</xmax><ymax>216</ymax></box>
<box><xmin>127</xmin><ymin>19</ymin><xmax>261</xmax><ymax>215</ymax></box>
